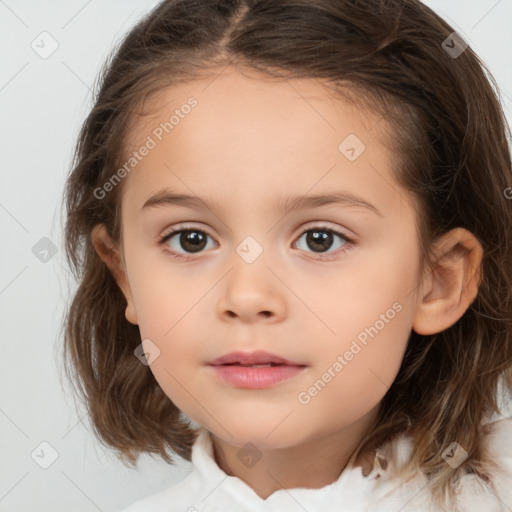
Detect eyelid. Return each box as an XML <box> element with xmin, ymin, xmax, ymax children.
<box><xmin>160</xmin><ymin>220</ymin><xmax>355</xmax><ymax>238</ymax></box>
<box><xmin>159</xmin><ymin>222</ymin><xmax>215</xmax><ymax>240</ymax></box>
<box><xmin>295</xmin><ymin>221</ymin><xmax>355</xmax><ymax>240</ymax></box>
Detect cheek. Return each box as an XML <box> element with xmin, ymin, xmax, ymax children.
<box><xmin>296</xmin><ymin>307</ymin><xmax>413</xmax><ymax>434</ymax></box>
<box><xmin>306</xmin><ymin>241</ymin><xmax>419</xmax><ymax>344</ymax></box>
<box><xmin>127</xmin><ymin>262</ymin><xmax>206</xmax><ymax>407</ymax></box>
<box><xmin>128</xmin><ymin>250</ymin><xmax>213</xmax><ymax>340</ymax></box>
<box><xmin>309</xmin><ymin>250</ymin><xmax>418</xmax><ymax>415</ymax></box>
<box><xmin>140</xmin><ymin>319</ymin><xmax>203</xmax><ymax>417</ymax></box>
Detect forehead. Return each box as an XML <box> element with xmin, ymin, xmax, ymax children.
<box><xmin>119</xmin><ymin>68</ymin><xmax>410</xmax><ymax>222</ymax></box>
<box><xmin>125</xmin><ymin>68</ymin><xmax>382</xmax><ymax>150</ymax></box>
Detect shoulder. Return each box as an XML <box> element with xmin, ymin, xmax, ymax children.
<box><xmin>452</xmin><ymin>417</ymin><xmax>512</xmax><ymax>512</ymax></box>
<box><xmin>360</xmin><ymin>417</ymin><xmax>512</xmax><ymax>512</ymax></box>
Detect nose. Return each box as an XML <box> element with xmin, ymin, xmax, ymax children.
<box><xmin>216</xmin><ymin>257</ymin><xmax>287</xmax><ymax>324</ymax></box>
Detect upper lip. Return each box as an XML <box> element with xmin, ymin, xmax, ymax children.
<box><xmin>207</xmin><ymin>350</ymin><xmax>306</xmax><ymax>366</ymax></box>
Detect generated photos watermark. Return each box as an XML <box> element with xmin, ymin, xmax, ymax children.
<box><xmin>297</xmin><ymin>301</ymin><xmax>403</xmax><ymax>405</ymax></box>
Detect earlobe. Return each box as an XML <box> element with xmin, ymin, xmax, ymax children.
<box><xmin>91</xmin><ymin>224</ymin><xmax>139</xmax><ymax>325</ymax></box>
<box><xmin>412</xmin><ymin>228</ymin><xmax>483</xmax><ymax>336</ymax></box>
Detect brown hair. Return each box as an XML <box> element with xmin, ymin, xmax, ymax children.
<box><xmin>59</xmin><ymin>0</ymin><xmax>512</xmax><ymax>508</ymax></box>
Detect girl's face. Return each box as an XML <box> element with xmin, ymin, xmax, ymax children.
<box><xmin>108</xmin><ymin>68</ymin><xmax>426</xmax><ymax>450</ymax></box>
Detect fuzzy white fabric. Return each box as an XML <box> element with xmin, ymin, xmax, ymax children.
<box><xmin>120</xmin><ymin>417</ymin><xmax>512</xmax><ymax>512</ymax></box>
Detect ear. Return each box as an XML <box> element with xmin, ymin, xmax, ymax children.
<box><xmin>91</xmin><ymin>224</ymin><xmax>139</xmax><ymax>325</ymax></box>
<box><xmin>412</xmin><ymin>227</ymin><xmax>483</xmax><ymax>335</ymax></box>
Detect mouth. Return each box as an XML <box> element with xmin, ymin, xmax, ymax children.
<box><xmin>207</xmin><ymin>350</ymin><xmax>307</xmax><ymax>389</ymax></box>
<box><xmin>207</xmin><ymin>349</ymin><xmax>305</xmax><ymax>367</ymax></box>
<box><xmin>219</xmin><ymin>362</ymin><xmax>289</xmax><ymax>367</ymax></box>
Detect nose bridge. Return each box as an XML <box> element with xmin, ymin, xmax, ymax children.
<box><xmin>217</xmin><ymin>231</ymin><xmax>286</xmax><ymax>322</ymax></box>
<box><xmin>235</xmin><ymin>233</ymin><xmax>267</xmax><ymax>266</ymax></box>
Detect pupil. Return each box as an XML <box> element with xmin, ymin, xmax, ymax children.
<box><xmin>180</xmin><ymin>231</ymin><xmax>206</xmax><ymax>253</ymax></box>
<box><xmin>307</xmin><ymin>230</ymin><xmax>333</xmax><ymax>252</ymax></box>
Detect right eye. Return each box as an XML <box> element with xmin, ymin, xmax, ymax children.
<box><xmin>158</xmin><ymin>227</ymin><xmax>217</xmax><ymax>259</ymax></box>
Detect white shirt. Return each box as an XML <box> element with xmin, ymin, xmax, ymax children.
<box><xmin>120</xmin><ymin>417</ymin><xmax>512</xmax><ymax>512</ymax></box>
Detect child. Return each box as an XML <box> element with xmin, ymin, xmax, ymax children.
<box><xmin>60</xmin><ymin>0</ymin><xmax>512</xmax><ymax>510</ymax></box>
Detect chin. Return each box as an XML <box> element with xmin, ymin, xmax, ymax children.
<box><xmin>208</xmin><ymin>417</ymin><xmax>312</xmax><ymax>451</ymax></box>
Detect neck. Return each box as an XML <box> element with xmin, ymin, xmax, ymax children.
<box><xmin>209</xmin><ymin>405</ymin><xmax>380</xmax><ymax>500</ymax></box>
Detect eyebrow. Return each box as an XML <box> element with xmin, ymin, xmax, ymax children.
<box><xmin>141</xmin><ymin>189</ymin><xmax>383</xmax><ymax>217</ymax></box>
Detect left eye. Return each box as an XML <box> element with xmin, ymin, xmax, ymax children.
<box><xmin>294</xmin><ymin>227</ymin><xmax>351</xmax><ymax>255</ymax></box>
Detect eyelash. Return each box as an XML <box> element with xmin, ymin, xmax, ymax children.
<box><xmin>157</xmin><ymin>224</ymin><xmax>355</xmax><ymax>261</ymax></box>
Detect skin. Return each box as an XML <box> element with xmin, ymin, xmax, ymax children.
<box><xmin>91</xmin><ymin>66</ymin><xmax>483</xmax><ymax>500</ymax></box>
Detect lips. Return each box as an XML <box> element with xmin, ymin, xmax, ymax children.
<box><xmin>207</xmin><ymin>350</ymin><xmax>307</xmax><ymax>389</ymax></box>
<box><xmin>207</xmin><ymin>350</ymin><xmax>305</xmax><ymax>367</ymax></box>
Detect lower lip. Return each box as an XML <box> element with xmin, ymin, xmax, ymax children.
<box><xmin>208</xmin><ymin>364</ymin><xmax>306</xmax><ymax>389</ymax></box>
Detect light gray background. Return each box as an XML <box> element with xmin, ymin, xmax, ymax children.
<box><xmin>1</xmin><ymin>1</ymin><xmax>511</xmax><ymax>511</ymax></box>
